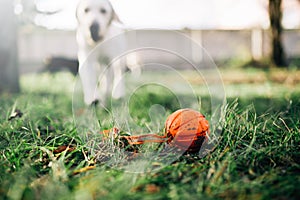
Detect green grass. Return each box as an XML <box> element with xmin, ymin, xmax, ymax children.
<box><xmin>0</xmin><ymin>69</ymin><xmax>300</xmax><ymax>200</ymax></box>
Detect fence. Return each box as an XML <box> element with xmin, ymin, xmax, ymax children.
<box><xmin>18</xmin><ymin>28</ymin><xmax>300</xmax><ymax>73</ymax></box>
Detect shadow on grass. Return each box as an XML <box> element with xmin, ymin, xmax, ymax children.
<box><xmin>217</xmin><ymin>56</ymin><xmax>300</xmax><ymax>70</ymax></box>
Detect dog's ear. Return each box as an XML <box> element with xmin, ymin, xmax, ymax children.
<box><xmin>108</xmin><ymin>1</ymin><xmax>123</xmax><ymax>24</ymax></box>
<box><xmin>75</xmin><ymin>0</ymin><xmax>87</xmax><ymax>24</ymax></box>
<box><xmin>75</xmin><ymin>8</ymin><xmax>79</xmax><ymax>22</ymax></box>
<box><xmin>75</xmin><ymin>2</ymin><xmax>81</xmax><ymax>23</ymax></box>
<box><xmin>108</xmin><ymin>11</ymin><xmax>122</xmax><ymax>26</ymax></box>
<box><xmin>112</xmin><ymin>11</ymin><xmax>123</xmax><ymax>24</ymax></box>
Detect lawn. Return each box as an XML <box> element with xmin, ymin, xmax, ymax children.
<box><xmin>0</xmin><ymin>67</ymin><xmax>299</xmax><ymax>199</ymax></box>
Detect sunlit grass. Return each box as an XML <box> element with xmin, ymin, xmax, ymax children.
<box><xmin>0</xmin><ymin>68</ymin><xmax>299</xmax><ymax>199</ymax></box>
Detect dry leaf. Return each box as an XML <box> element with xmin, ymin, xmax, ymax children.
<box><xmin>145</xmin><ymin>184</ymin><xmax>160</xmax><ymax>193</ymax></box>
<box><xmin>53</xmin><ymin>145</ymin><xmax>76</xmax><ymax>154</ymax></box>
<box><xmin>72</xmin><ymin>166</ymin><xmax>96</xmax><ymax>175</ymax></box>
<box><xmin>8</xmin><ymin>109</ymin><xmax>23</xmax><ymax>121</ymax></box>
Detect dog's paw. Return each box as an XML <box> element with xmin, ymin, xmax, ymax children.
<box><xmin>84</xmin><ymin>94</ymin><xmax>101</xmax><ymax>106</ymax></box>
<box><xmin>90</xmin><ymin>99</ymin><xmax>99</xmax><ymax>106</ymax></box>
<box><xmin>89</xmin><ymin>99</ymin><xmax>108</xmax><ymax>108</ymax></box>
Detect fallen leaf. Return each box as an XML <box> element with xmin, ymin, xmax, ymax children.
<box><xmin>53</xmin><ymin>145</ymin><xmax>76</xmax><ymax>154</ymax></box>
<box><xmin>145</xmin><ymin>184</ymin><xmax>160</xmax><ymax>194</ymax></box>
<box><xmin>8</xmin><ymin>109</ymin><xmax>23</xmax><ymax>121</ymax></box>
<box><xmin>99</xmin><ymin>127</ymin><xmax>120</xmax><ymax>137</ymax></box>
<box><xmin>72</xmin><ymin>166</ymin><xmax>96</xmax><ymax>175</ymax></box>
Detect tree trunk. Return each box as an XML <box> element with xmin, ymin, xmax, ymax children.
<box><xmin>0</xmin><ymin>0</ymin><xmax>20</xmax><ymax>93</ymax></box>
<box><xmin>269</xmin><ymin>0</ymin><xmax>286</xmax><ymax>67</ymax></box>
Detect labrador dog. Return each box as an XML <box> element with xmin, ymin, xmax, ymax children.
<box><xmin>76</xmin><ymin>0</ymin><xmax>126</xmax><ymax>105</ymax></box>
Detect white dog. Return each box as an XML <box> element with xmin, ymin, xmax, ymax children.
<box><xmin>76</xmin><ymin>0</ymin><xmax>126</xmax><ymax>105</ymax></box>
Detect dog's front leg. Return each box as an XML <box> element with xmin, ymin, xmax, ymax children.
<box><xmin>98</xmin><ymin>63</ymin><xmax>113</xmax><ymax>105</ymax></box>
<box><xmin>79</xmin><ymin>58</ymin><xmax>100</xmax><ymax>105</ymax></box>
<box><xmin>111</xmin><ymin>59</ymin><xmax>125</xmax><ymax>99</ymax></box>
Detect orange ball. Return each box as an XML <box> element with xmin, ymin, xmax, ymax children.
<box><xmin>165</xmin><ymin>108</ymin><xmax>209</xmax><ymax>153</ymax></box>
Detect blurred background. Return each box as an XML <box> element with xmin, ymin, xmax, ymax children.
<box><xmin>0</xmin><ymin>0</ymin><xmax>300</xmax><ymax>93</ymax></box>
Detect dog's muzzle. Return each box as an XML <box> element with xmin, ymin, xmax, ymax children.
<box><xmin>90</xmin><ymin>22</ymin><xmax>101</xmax><ymax>42</ymax></box>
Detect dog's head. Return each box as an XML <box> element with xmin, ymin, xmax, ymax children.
<box><xmin>76</xmin><ymin>0</ymin><xmax>121</xmax><ymax>45</ymax></box>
